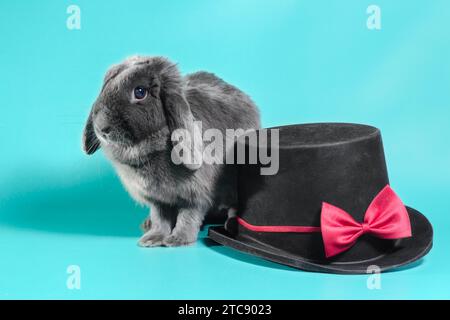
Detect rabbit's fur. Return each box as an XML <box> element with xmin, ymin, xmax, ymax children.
<box><xmin>82</xmin><ymin>56</ymin><xmax>260</xmax><ymax>246</ymax></box>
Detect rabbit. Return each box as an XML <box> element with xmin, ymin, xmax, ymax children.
<box><xmin>82</xmin><ymin>56</ymin><xmax>260</xmax><ymax>247</ymax></box>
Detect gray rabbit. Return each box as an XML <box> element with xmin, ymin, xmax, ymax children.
<box><xmin>82</xmin><ymin>56</ymin><xmax>260</xmax><ymax>247</ymax></box>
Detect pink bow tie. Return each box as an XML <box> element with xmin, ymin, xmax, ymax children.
<box><xmin>321</xmin><ymin>185</ymin><xmax>412</xmax><ymax>258</ymax></box>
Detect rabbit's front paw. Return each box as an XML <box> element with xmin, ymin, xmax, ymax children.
<box><xmin>138</xmin><ymin>231</ymin><xmax>165</xmax><ymax>247</ymax></box>
<box><xmin>163</xmin><ymin>233</ymin><xmax>197</xmax><ymax>247</ymax></box>
<box><xmin>140</xmin><ymin>217</ymin><xmax>152</xmax><ymax>233</ymax></box>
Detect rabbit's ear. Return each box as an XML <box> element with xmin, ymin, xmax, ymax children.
<box><xmin>82</xmin><ymin>111</ymin><xmax>100</xmax><ymax>155</ymax></box>
<box><xmin>161</xmin><ymin>91</ymin><xmax>203</xmax><ymax>170</ymax></box>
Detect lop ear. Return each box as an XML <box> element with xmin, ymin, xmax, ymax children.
<box><xmin>82</xmin><ymin>110</ymin><xmax>100</xmax><ymax>155</ymax></box>
<box><xmin>161</xmin><ymin>90</ymin><xmax>203</xmax><ymax>170</ymax></box>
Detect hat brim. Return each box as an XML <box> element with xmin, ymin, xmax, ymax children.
<box><xmin>208</xmin><ymin>206</ymin><xmax>433</xmax><ymax>274</ymax></box>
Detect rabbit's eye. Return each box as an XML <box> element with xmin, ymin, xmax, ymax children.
<box><xmin>133</xmin><ymin>86</ymin><xmax>147</xmax><ymax>100</ymax></box>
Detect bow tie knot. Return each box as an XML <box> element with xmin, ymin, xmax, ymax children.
<box><xmin>321</xmin><ymin>185</ymin><xmax>412</xmax><ymax>258</ymax></box>
<box><xmin>361</xmin><ymin>222</ymin><xmax>370</xmax><ymax>234</ymax></box>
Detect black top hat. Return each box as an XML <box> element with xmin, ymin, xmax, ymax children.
<box><xmin>208</xmin><ymin>123</ymin><xmax>433</xmax><ymax>274</ymax></box>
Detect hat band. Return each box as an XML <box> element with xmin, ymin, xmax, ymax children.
<box><xmin>237</xmin><ymin>217</ymin><xmax>321</xmax><ymax>233</ymax></box>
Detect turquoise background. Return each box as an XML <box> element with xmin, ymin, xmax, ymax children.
<box><xmin>1</xmin><ymin>0</ymin><xmax>449</xmax><ymax>299</ymax></box>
